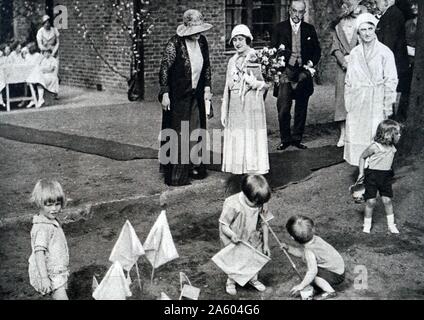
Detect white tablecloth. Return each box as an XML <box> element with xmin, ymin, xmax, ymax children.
<box><xmin>0</xmin><ymin>64</ymin><xmax>38</xmax><ymax>91</ymax></box>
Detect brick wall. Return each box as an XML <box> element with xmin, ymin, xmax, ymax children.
<box><xmin>57</xmin><ymin>0</ymin><xmax>131</xmax><ymax>91</ymax></box>
<box><xmin>11</xmin><ymin>0</ymin><xmax>45</xmax><ymax>44</ymax></box>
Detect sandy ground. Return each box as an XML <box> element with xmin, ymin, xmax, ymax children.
<box><xmin>0</xmin><ymin>85</ymin><xmax>423</xmax><ymax>300</ymax></box>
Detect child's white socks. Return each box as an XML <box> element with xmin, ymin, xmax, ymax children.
<box><xmin>387</xmin><ymin>215</ymin><xmax>400</xmax><ymax>234</ymax></box>
<box><xmin>363</xmin><ymin>217</ymin><xmax>372</xmax><ymax>233</ymax></box>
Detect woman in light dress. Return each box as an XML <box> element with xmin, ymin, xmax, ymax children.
<box><xmin>221</xmin><ymin>24</ymin><xmax>270</xmax><ymax>175</ymax></box>
<box><xmin>6</xmin><ymin>41</ymin><xmax>24</xmax><ymax>64</ymax></box>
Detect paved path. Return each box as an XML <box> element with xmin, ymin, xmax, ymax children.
<box><xmin>0</xmin><ymin>84</ymin><xmax>338</xmax><ymax>224</ymax></box>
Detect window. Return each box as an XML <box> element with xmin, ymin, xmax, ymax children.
<box><xmin>225</xmin><ymin>0</ymin><xmax>288</xmax><ymax>50</ymax></box>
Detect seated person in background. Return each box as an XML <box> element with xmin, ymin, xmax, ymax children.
<box><xmin>24</xmin><ymin>43</ymin><xmax>42</xmax><ymax>66</ymax></box>
<box><xmin>23</xmin><ymin>43</ymin><xmax>42</xmax><ymax>108</ymax></box>
<box><xmin>282</xmin><ymin>215</ymin><xmax>345</xmax><ymax>300</ymax></box>
<box><xmin>7</xmin><ymin>41</ymin><xmax>23</xmax><ymax>64</ymax></box>
<box><xmin>3</xmin><ymin>43</ymin><xmax>11</xmax><ymax>58</ymax></box>
<box><xmin>21</xmin><ymin>46</ymin><xmax>29</xmax><ymax>61</ymax></box>
<box><xmin>27</xmin><ymin>49</ymin><xmax>59</xmax><ymax>108</ymax></box>
<box><xmin>5</xmin><ymin>40</ymin><xmax>28</xmax><ymax>107</ymax></box>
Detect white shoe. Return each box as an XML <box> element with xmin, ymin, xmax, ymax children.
<box><xmin>363</xmin><ymin>225</ymin><xmax>371</xmax><ymax>233</ymax></box>
<box><xmin>36</xmin><ymin>99</ymin><xmax>45</xmax><ymax>108</ymax></box>
<box><xmin>226</xmin><ymin>281</ymin><xmax>237</xmax><ymax>296</ymax></box>
<box><xmin>0</xmin><ymin>101</ymin><xmax>5</xmax><ymax>108</ymax></box>
<box><xmin>26</xmin><ymin>101</ymin><xmax>36</xmax><ymax>108</ymax></box>
<box><xmin>337</xmin><ymin>139</ymin><xmax>345</xmax><ymax>147</ymax></box>
<box><xmin>388</xmin><ymin>224</ymin><xmax>400</xmax><ymax>234</ymax></box>
<box><xmin>249</xmin><ymin>279</ymin><xmax>266</xmax><ymax>292</ymax></box>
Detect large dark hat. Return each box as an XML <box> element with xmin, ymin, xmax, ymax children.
<box><xmin>341</xmin><ymin>0</ymin><xmax>361</xmax><ymax>16</ymax></box>
<box><xmin>176</xmin><ymin>9</ymin><xmax>213</xmax><ymax>37</ymax></box>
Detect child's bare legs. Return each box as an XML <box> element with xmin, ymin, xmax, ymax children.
<box><xmin>52</xmin><ymin>286</ymin><xmax>68</xmax><ymax>300</ymax></box>
<box><xmin>36</xmin><ymin>85</ymin><xmax>45</xmax><ymax>108</ymax></box>
<box><xmin>382</xmin><ymin>196</ymin><xmax>399</xmax><ymax>233</ymax></box>
<box><xmin>363</xmin><ymin>198</ymin><xmax>376</xmax><ymax>233</ymax></box>
<box><xmin>314</xmin><ymin>276</ymin><xmax>335</xmax><ymax>293</ymax></box>
<box><xmin>337</xmin><ymin>121</ymin><xmax>345</xmax><ymax>147</ymax></box>
<box><xmin>0</xmin><ymin>90</ymin><xmax>4</xmax><ymax>106</ymax></box>
<box><xmin>26</xmin><ymin>84</ymin><xmax>37</xmax><ymax>108</ymax></box>
<box><xmin>226</xmin><ymin>277</ymin><xmax>237</xmax><ymax>296</ymax></box>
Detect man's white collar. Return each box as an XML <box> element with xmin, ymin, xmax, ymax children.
<box><xmin>290</xmin><ymin>18</ymin><xmax>301</xmax><ymax>27</ymax></box>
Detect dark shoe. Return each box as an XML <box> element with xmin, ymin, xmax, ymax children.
<box><xmin>190</xmin><ymin>168</ymin><xmax>207</xmax><ymax>180</ymax></box>
<box><xmin>314</xmin><ymin>291</ymin><xmax>337</xmax><ymax>300</ymax></box>
<box><xmin>276</xmin><ymin>143</ymin><xmax>291</xmax><ymax>151</ymax></box>
<box><xmin>292</xmin><ymin>142</ymin><xmax>308</xmax><ymax>150</ymax></box>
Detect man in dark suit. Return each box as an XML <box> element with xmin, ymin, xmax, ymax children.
<box><xmin>272</xmin><ymin>0</ymin><xmax>321</xmax><ymax>150</ymax></box>
<box><xmin>375</xmin><ymin>0</ymin><xmax>410</xmax><ymax>121</ymax></box>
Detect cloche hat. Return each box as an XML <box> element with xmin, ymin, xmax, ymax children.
<box><xmin>176</xmin><ymin>9</ymin><xmax>213</xmax><ymax>37</ymax></box>
<box><xmin>229</xmin><ymin>24</ymin><xmax>253</xmax><ymax>44</ymax></box>
<box><xmin>42</xmin><ymin>15</ymin><xmax>50</xmax><ymax>25</ymax></box>
<box><xmin>356</xmin><ymin>12</ymin><xmax>379</xmax><ymax>29</ymax></box>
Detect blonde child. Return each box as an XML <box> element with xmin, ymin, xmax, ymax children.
<box><xmin>28</xmin><ymin>179</ymin><xmax>70</xmax><ymax>300</ymax></box>
<box><xmin>357</xmin><ymin>119</ymin><xmax>402</xmax><ymax>234</ymax></box>
<box><xmin>219</xmin><ymin>174</ymin><xmax>272</xmax><ymax>296</ymax></box>
<box><xmin>282</xmin><ymin>215</ymin><xmax>345</xmax><ymax>300</ymax></box>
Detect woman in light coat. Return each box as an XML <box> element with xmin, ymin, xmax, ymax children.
<box><xmin>343</xmin><ymin>13</ymin><xmax>398</xmax><ymax>166</ymax></box>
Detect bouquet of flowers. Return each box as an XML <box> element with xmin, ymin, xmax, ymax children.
<box><xmin>256</xmin><ymin>44</ymin><xmax>287</xmax><ymax>83</ymax></box>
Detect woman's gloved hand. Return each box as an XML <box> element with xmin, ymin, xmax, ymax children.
<box><xmin>161</xmin><ymin>93</ymin><xmax>171</xmax><ymax>111</ymax></box>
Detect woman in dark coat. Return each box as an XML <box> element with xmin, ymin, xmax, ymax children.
<box><xmin>158</xmin><ymin>9</ymin><xmax>213</xmax><ymax>186</ymax></box>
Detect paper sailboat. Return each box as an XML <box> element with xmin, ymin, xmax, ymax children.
<box><xmin>159</xmin><ymin>292</ymin><xmax>172</xmax><ymax>300</ymax></box>
<box><xmin>92</xmin><ymin>261</ymin><xmax>132</xmax><ymax>300</ymax></box>
<box><xmin>92</xmin><ymin>276</ymin><xmax>99</xmax><ymax>292</ymax></box>
<box><xmin>109</xmin><ymin>220</ymin><xmax>145</xmax><ymax>272</ymax></box>
<box><xmin>144</xmin><ymin>210</ymin><xmax>179</xmax><ymax>268</ymax></box>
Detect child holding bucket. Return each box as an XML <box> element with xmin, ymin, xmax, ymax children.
<box><xmin>282</xmin><ymin>215</ymin><xmax>345</xmax><ymax>300</ymax></box>
<box><xmin>357</xmin><ymin>119</ymin><xmax>402</xmax><ymax>234</ymax></box>
<box><xmin>219</xmin><ymin>175</ymin><xmax>273</xmax><ymax>296</ymax></box>
<box><xmin>28</xmin><ymin>179</ymin><xmax>70</xmax><ymax>300</ymax></box>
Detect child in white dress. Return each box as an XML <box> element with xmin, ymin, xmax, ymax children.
<box><xmin>28</xmin><ymin>179</ymin><xmax>70</xmax><ymax>300</ymax></box>
<box><xmin>219</xmin><ymin>175</ymin><xmax>272</xmax><ymax>295</ymax></box>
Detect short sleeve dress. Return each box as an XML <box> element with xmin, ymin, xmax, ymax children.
<box><xmin>28</xmin><ymin>214</ymin><xmax>69</xmax><ymax>293</ymax></box>
<box><xmin>219</xmin><ymin>192</ymin><xmax>273</xmax><ymax>251</ymax></box>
